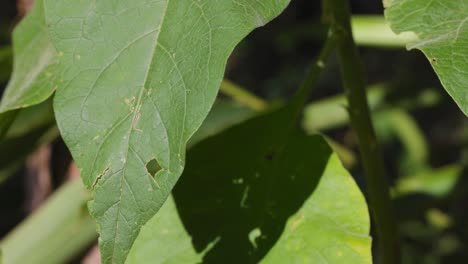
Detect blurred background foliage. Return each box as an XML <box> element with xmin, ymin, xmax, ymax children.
<box><xmin>0</xmin><ymin>0</ymin><xmax>467</xmax><ymax>263</ymax></box>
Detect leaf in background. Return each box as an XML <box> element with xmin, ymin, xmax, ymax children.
<box><xmin>0</xmin><ymin>99</ymin><xmax>57</xmax><ymax>184</ymax></box>
<box><xmin>5</xmin><ymin>98</ymin><xmax>55</xmax><ymax>139</ymax></box>
<box><xmin>188</xmin><ymin>100</ymin><xmax>254</xmax><ymax>147</ymax></box>
<box><xmin>0</xmin><ymin>0</ymin><xmax>58</xmax><ymax>113</ymax></box>
<box><xmin>0</xmin><ymin>46</ymin><xmax>12</xmax><ymax>84</ymax></box>
<box><xmin>171</xmin><ymin>107</ymin><xmax>371</xmax><ymax>263</ymax></box>
<box><xmin>0</xmin><ymin>110</ymin><xmax>17</xmax><ymax>140</ymax></box>
<box><xmin>384</xmin><ymin>0</ymin><xmax>468</xmax><ymax>115</ymax></box>
<box><xmin>127</xmin><ymin>108</ymin><xmax>371</xmax><ymax>263</ymax></box>
<box><xmin>43</xmin><ymin>1</ymin><xmax>291</xmax><ymax>263</ymax></box>
<box><xmin>394</xmin><ymin>165</ymin><xmax>463</xmax><ymax>198</ymax></box>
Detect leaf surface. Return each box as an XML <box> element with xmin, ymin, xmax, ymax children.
<box><xmin>43</xmin><ymin>1</ymin><xmax>290</xmax><ymax>263</ymax></box>
<box><xmin>128</xmin><ymin>108</ymin><xmax>371</xmax><ymax>263</ymax></box>
<box><xmin>126</xmin><ymin>197</ymin><xmax>201</xmax><ymax>264</ymax></box>
<box><xmin>384</xmin><ymin>0</ymin><xmax>468</xmax><ymax>115</ymax></box>
<box><xmin>261</xmin><ymin>154</ymin><xmax>371</xmax><ymax>263</ymax></box>
<box><xmin>0</xmin><ymin>0</ymin><xmax>58</xmax><ymax>113</ymax></box>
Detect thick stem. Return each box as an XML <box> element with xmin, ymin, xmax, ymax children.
<box><xmin>326</xmin><ymin>0</ymin><xmax>401</xmax><ymax>263</ymax></box>
<box><xmin>0</xmin><ymin>178</ymin><xmax>97</xmax><ymax>264</ymax></box>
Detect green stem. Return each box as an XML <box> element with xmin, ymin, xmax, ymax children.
<box><xmin>351</xmin><ymin>16</ymin><xmax>417</xmax><ymax>48</ymax></box>
<box><xmin>222</xmin><ymin>33</ymin><xmax>337</xmax><ymax>123</ymax></box>
<box><xmin>0</xmin><ymin>178</ymin><xmax>97</xmax><ymax>264</ymax></box>
<box><xmin>275</xmin><ymin>15</ymin><xmax>413</xmax><ymax>49</ymax></box>
<box><xmin>220</xmin><ymin>80</ymin><xmax>268</xmax><ymax>111</ymax></box>
<box><xmin>325</xmin><ymin>1</ymin><xmax>401</xmax><ymax>263</ymax></box>
<box><xmin>290</xmin><ymin>31</ymin><xmax>337</xmax><ymax>112</ymax></box>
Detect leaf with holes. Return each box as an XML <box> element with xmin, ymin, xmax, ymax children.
<box><xmin>43</xmin><ymin>0</ymin><xmax>290</xmax><ymax>263</ymax></box>
<box><xmin>384</xmin><ymin>0</ymin><xmax>468</xmax><ymax>115</ymax></box>
<box><xmin>0</xmin><ymin>0</ymin><xmax>58</xmax><ymax>113</ymax></box>
<box><xmin>128</xmin><ymin>108</ymin><xmax>371</xmax><ymax>263</ymax></box>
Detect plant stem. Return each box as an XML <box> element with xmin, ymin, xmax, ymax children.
<box><xmin>0</xmin><ymin>178</ymin><xmax>97</xmax><ymax>264</ymax></box>
<box><xmin>220</xmin><ymin>80</ymin><xmax>268</xmax><ymax>111</ymax></box>
<box><xmin>325</xmin><ymin>0</ymin><xmax>401</xmax><ymax>263</ymax></box>
<box><xmin>290</xmin><ymin>32</ymin><xmax>337</xmax><ymax>111</ymax></box>
<box><xmin>351</xmin><ymin>16</ymin><xmax>417</xmax><ymax>48</ymax></box>
<box><xmin>222</xmin><ymin>33</ymin><xmax>336</xmax><ymax>122</ymax></box>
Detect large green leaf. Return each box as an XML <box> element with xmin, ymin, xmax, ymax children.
<box><xmin>128</xmin><ymin>108</ymin><xmax>371</xmax><ymax>263</ymax></box>
<box><xmin>260</xmin><ymin>155</ymin><xmax>371</xmax><ymax>263</ymax></box>
<box><xmin>384</xmin><ymin>0</ymin><xmax>468</xmax><ymax>115</ymax></box>
<box><xmin>0</xmin><ymin>98</ymin><xmax>256</xmax><ymax>264</ymax></box>
<box><xmin>43</xmin><ymin>1</ymin><xmax>290</xmax><ymax>263</ymax></box>
<box><xmin>0</xmin><ymin>0</ymin><xmax>57</xmax><ymax>113</ymax></box>
<box><xmin>174</xmin><ymin>109</ymin><xmax>371</xmax><ymax>263</ymax></box>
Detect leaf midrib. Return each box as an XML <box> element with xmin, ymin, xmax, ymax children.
<box><xmin>108</xmin><ymin>0</ymin><xmax>172</xmax><ymax>263</ymax></box>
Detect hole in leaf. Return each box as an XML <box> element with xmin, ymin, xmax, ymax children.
<box><xmin>146</xmin><ymin>158</ymin><xmax>161</xmax><ymax>177</ymax></box>
<box><xmin>248</xmin><ymin>228</ymin><xmax>262</xmax><ymax>249</ymax></box>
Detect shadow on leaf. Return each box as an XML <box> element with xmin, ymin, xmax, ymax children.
<box><xmin>173</xmin><ymin>107</ymin><xmax>332</xmax><ymax>263</ymax></box>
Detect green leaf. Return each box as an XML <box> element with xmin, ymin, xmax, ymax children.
<box><xmin>175</xmin><ymin>107</ymin><xmax>371</xmax><ymax>263</ymax></box>
<box><xmin>384</xmin><ymin>0</ymin><xmax>468</xmax><ymax>115</ymax></box>
<box><xmin>0</xmin><ymin>0</ymin><xmax>58</xmax><ymax>113</ymax></box>
<box><xmin>126</xmin><ymin>197</ymin><xmax>201</xmax><ymax>264</ymax></box>
<box><xmin>0</xmin><ymin>110</ymin><xmax>17</xmax><ymax>140</ymax></box>
<box><xmin>260</xmin><ymin>155</ymin><xmax>371</xmax><ymax>263</ymax></box>
<box><xmin>188</xmin><ymin>100</ymin><xmax>254</xmax><ymax>147</ymax></box>
<box><xmin>128</xmin><ymin>108</ymin><xmax>371</xmax><ymax>263</ymax></box>
<box><xmin>4</xmin><ymin>98</ymin><xmax>55</xmax><ymax>139</ymax></box>
<box><xmin>0</xmin><ymin>46</ymin><xmax>13</xmax><ymax>84</ymax></box>
<box><xmin>0</xmin><ymin>98</ymin><xmax>254</xmax><ymax>263</ymax></box>
<box><xmin>43</xmin><ymin>1</ymin><xmax>290</xmax><ymax>263</ymax></box>
<box><xmin>394</xmin><ymin>165</ymin><xmax>462</xmax><ymax>198</ymax></box>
